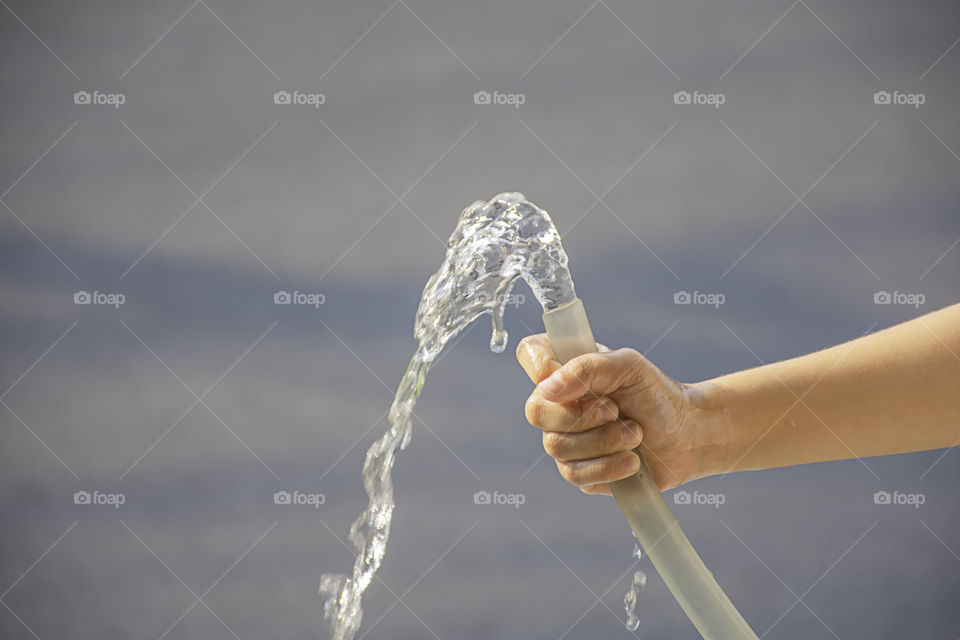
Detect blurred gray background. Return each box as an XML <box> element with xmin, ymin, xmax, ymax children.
<box><xmin>1</xmin><ymin>1</ymin><xmax>959</xmax><ymax>638</ymax></box>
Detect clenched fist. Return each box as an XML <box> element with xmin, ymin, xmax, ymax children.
<box><xmin>516</xmin><ymin>334</ymin><xmax>722</xmax><ymax>494</ymax></box>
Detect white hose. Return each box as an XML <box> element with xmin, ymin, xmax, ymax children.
<box><xmin>542</xmin><ymin>298</ymin><xmax>759</xmax><ymax>640</ymax></box>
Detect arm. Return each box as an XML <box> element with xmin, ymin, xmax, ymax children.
<box><xmin>700</xmin><ymin>302</ymin><xmax>960</xmax><ymax>475</ymax></box>
<box><xmin>516</xmin><ymin>303</ymin><xmax>960</xmax><ymax>493</ymax></box>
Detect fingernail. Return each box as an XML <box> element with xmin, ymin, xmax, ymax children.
<box><xmin>538</xmin><ymin>373</ymin><xmax>563</xmax><ymax>395</ymax></box>
<box><xmin>599</xmin><ymin>398</ymin><xmax>619</xmax><ymax>421</ymax></box>
<box><xmin>622</xmin><ymin>423</ymin><xmax>642</xmax><ymax>446</ymax></box>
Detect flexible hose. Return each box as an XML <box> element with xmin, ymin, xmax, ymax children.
<box><xmin>542</xmin><ymin>298</ymin><xmax>758</xmax><ymax>640</ymax></box>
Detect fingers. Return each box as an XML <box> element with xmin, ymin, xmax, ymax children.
<box><xmin>556</xmin><ymin>450</ymin><xmax>641</xmax><ymax>488</ymax></box>
<box><xmin>536</xmin><ymin>348</ymin><xmax>648</xmax><ymax>404</ymax></box>
<box><xmin>516</xmin><ymin>333</ymin><xmax>613</xmax><ymax>384</ymax></box>
<box><xmin>542</xmin><ymin>419</ymin><xmax>643</xmax><ymax>460</ymax></box>
<box><xmin>581</xmin><ymin>483</ymin><xmax>613</xmax><ymax>496</ymax></box>
<box><xmin>517</xmin><ymin>334</ymin><xmax>643</xmax><ymax>495</ymax></box>
<box><xmin>516</xmin><ymin>334</ymin><xmax>561</xmax><ymax>384</ymax></box>
<box><xmin>525</xmin><ymin>394</ymin><xmax>618</xmax><ymax>432</ymax></box>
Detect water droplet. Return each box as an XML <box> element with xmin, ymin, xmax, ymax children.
<box><xmin>490</xmin><ymin>329</ymin><xmax>508</xmax><ymax>353</ymax></box>
<box><xmin>624</xmin><ymin>570</ymin><xmax>647</xmax><ymax>631</ymax></box>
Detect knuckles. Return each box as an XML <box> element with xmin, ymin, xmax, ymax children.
<box><xmin>556</xmin><ymin>452</ymin><xmax>639</xmax><ymax>487</ymax></box>
<box><xmin>542</xmin><ymin>431</ymin><xmax>564</xmax><ymax>457</ymax></box>
<box><xmin>524</xmin><ymin>394</ymin><xmax>546</xmax><ymax>427</ymax></box>
<box><xmin>619</xmin><ymin>348</ymin><xmax>648</xmax><ymax>382</ymax></box>
<box><xmin>557</xmin><ymin>459</ymin><xmax>602</xmax><ymax>485</ymax></box>
<box><xmin>541</xmin><ymin>420</ymin><xmax>637</xmax><ymax>463</ymax></box>
<box><xmin>525</xmin><ymin>394</ymin><xmax>608</xmax><ymax>433</ymax></box>
<box><xmin>562</xmin><ymin>348</ymin><xmax>645</xmax><ymax>393</ymax></box>
<box><xmin>565</xmin><ymin>356</ymin><xmax>596</xmax><ymax>386</ymax></box>
<box><xmin>600</xmin><ymin>420</ymin><xmax>626</xmax><ymax>450</ymax></box>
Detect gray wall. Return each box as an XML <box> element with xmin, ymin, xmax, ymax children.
<box><xmin>1</xmin><ymin>1</ymin><xmax>958</xmax><ymax>638</ymax></box>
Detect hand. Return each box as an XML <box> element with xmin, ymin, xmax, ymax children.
<box><xmin>516</xmin><ymin>334</ymin><xmax>719</xmax><ymax>494</ymax></box>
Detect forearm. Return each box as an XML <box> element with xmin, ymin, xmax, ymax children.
<box><xmin>693</xmin><ymin>304</ymin><xmax>960</xmax><ymax>475</ymax></box>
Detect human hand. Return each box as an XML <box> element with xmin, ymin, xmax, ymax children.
<box><xmin>516</xmin><ymin>334</ymin><xmax>718</xmax><ymax>494</ymax></box>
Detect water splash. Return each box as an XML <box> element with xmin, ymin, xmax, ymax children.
<box><xmin>624</xmin><ymin>533</ymin><xmax>647</xmax><ymax>630</ymax></box>
<box><xmin>624</xmin><ymin>570</ymin><xmax>648</xmax><ymax>631</ymax></box>
<box><xmin>320</xmin><ymin>193</ymin><xmax>615</xmax><ymax>639</ymax></box>
<box><xmin>410</xmin><ymin>191</ymin><xmax>576</xmax><ymax>361</ymax></box>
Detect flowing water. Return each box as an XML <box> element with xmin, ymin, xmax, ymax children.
<box><xmin>320</xmin><ymin>192</ymin><xmax>643</xmax><ymax>639</ymax></box>
<box><xmin>623</xmin><ymin>536</ymin><xmax>647</xmax><ymax>631</ymax></box>
<box><xmin>624</xmin><ymin>569</ymin><xmax>648</xmax><ymax>631</ymax></box>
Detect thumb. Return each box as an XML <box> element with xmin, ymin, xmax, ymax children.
<box><xmin>535</xmin><ymin>348</ymin><xmax>647</xmax><ymax>403</ymax></box>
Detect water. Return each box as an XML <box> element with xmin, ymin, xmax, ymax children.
<box><xmin>320</xmin><ymin>192</ymin><xmax>638</xmax><ymax>639</ymax></box>
<box><xmin>624</xmin><ymin>570</ymin><xmax>648</xmax><ymax>631</ymax></box>
<box><xmin>624</xmin><ymin>535</ymin><xmax>648</xmax><ymax>631</ymax></box>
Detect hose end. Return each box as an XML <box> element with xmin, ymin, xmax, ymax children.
<box><xmin>542</xmin><ymin>298</ymin><xmax>598</xmax><ymax>364</ymax></box>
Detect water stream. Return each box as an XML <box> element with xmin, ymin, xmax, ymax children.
<box><xmin>320</xmin><ymin>193</ymin><xmax>644</xmax><ymax>639</ymax></box>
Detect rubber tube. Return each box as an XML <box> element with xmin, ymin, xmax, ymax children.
<box><xmin>542</xmin><ymin>298</ymin><xmax>759</xmax><ymax>640</ymax></box>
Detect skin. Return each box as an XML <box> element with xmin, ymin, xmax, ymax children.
<box><xmin>517</xmin><ymin>303</ymin><xmax>960</xmax><ymax>495</ymax></box>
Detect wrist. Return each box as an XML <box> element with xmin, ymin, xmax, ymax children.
<box><xmin>684</xmin><ymin>379</ymin><xmax>745</xmax><ymax>479</ymax></box>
